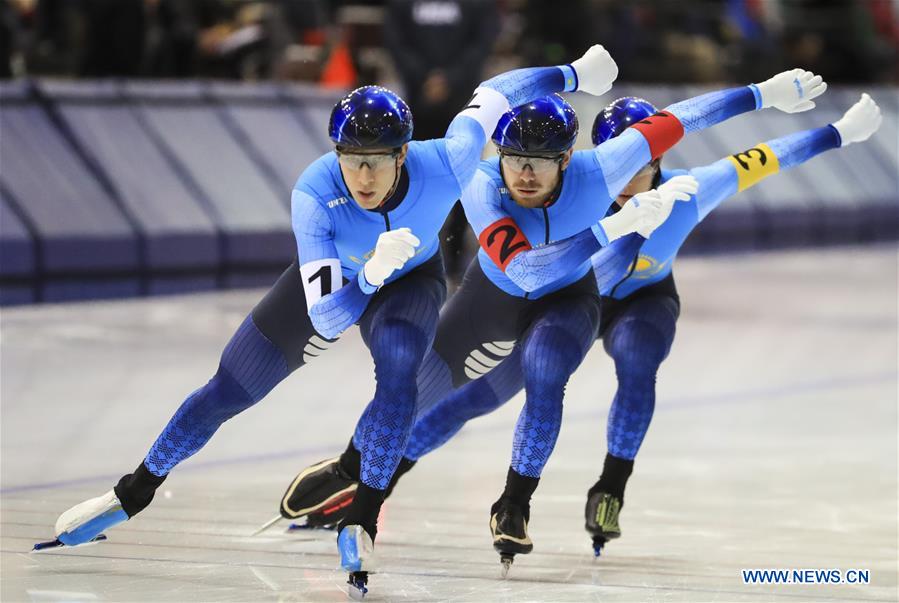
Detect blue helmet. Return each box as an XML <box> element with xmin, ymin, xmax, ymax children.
<box><xmin>492</xmin><ymin>94</ymin><xmax>578</xmax><ymax>156</ymax></box>
<box><xmin>592</xmin><ymin>97</ymin><xmax>657</xmax><ymax>145</ymax></box>
<box><xmin>329</xmin><ymin>86</ymin><xmax>413</xmax><ymax>149</ymax></box>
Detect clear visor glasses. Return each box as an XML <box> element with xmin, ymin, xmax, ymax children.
<box><xmin>500</xmin><ymin>153</ymin><xmax>564</xmax><ymax>174</ymax></box>
<box><xmin>336</xmin><ymin>150</ymin><xmax>399</xmax><ymax>171</ymax></box>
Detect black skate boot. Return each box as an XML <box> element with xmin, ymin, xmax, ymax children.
<box><xmin>490</xmin><ymin>499</ymin><xmax>533</xmax><ymax>578</ymax></box>
<box><xmin>489</xmin><ymin>468</ymin><xmax>540</xmax><ymax>578</ymax></box>
<box><xmin>585</xmin><ymin>488</ymin><xmax>622</xmax><ymax>557</ymax></box>
<box><xmin>280</xmin><ymin>456</ymin><xmax>358</xmax><ymax>529</ymax></box>
<box><xmin>277</xmin><ymin>442</ymin><xmax>416</xmax><ymax>531</ymax></box>
<box><xmin>584</xmin><ymin>453</ymin><xmax>633</xmax><ymax>557</ymax></box>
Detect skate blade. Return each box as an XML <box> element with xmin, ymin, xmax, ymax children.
<box><xmin>250</xmin><ymin>514</ymin><xmax>283</xmax><ymax>537</ymax></box>
<box><xmin>592</xmin><ymin>536</ymin><xmax>607</xmax><ymax>559</ymax></box>
<box><xmin>32</xmin><ymin>534</ymin><xmax>107</xmax><ymax>553</ymax></box>
<box><xmin>250</xmin><ymin>514</ymin><xmax>282</xmax><ymax>538</ymax></box>
<box><xmin>499</xmin><ymin>554</ymin><xmax>514</xmax><ymax>579</ymax></box>
<box><xmin>287</xmin><ymin>521</ymin><xmax>337</xmax><ymax>532</ymax></box>
<box><xmin>347</xmin><ymin>571</ymin><xmax>368</xmax><ymax>600</ymax></box>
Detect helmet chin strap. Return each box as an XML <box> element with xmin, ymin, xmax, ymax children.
<box><xmin>541</xmin><ymin>166</ymin><xmax>566</xmax><ymax>207</ymax></box>
<box><xmin>650</xmin><ymin>164</ymin><xmax>662</xmax><ymax>190</ymax></box>
<box><xmin>377</xmin><ymin>159</ymin><xmax>402</xmax><ymax>208</ymax></box>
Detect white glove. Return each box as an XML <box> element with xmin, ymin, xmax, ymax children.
<box><xmin>754</xmin><ymin>68</ymin><xmax>827</xmax><ymax>113</ymax></box>
<box><xmin>362</xmin><ymin>227</ymin><xmax>419</xmax><ymax>287</ymax></box>
<box><xmin>832</xmin><ymin>93</ymin><xmax>882</xmax><ymax>147</ymax></box>
<box><xmin>570</xmin><ymin>44</ymin><xmax>618</xmax><ymax>97</ymax></box>
<box><xmin>597</xmin><ymin>175</ymin><xmax>698</xmax><ymax>242</ymax></box>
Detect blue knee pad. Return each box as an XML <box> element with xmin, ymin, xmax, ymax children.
<box><xmin>603</xmin><ymin>297</ymin><xmax>677</xmax><ymax>460</ymax></box>
<box><xmin>144</xmin><ymin>316</ymin><xmax>288</xmax><ymax>476</ymax></box>
<box><xmin>513</xmin><ymin>313</ymin><xmax>595</xmax><ymax>478</ymax></box>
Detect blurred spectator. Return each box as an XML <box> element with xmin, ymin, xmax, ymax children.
<box><xmin>80</xmin><ymin>0</ymin><xmax>145</xmax><ymax>76</ymax></box>
<box><xmin>780</xmin><ymin>0</ymin><xmax>897</xmax><ymax>83</ymax></box>
<box><xmin>384</xmin><ymin>0</ymin><xmax>497</xmax><ymax>140</ymax></box>
<box><xmin>145</xmin><ymin>0</ymin><xmax>290</xmax><ymax>80</ymax></box>
<box><xmin>273</xmin><ymin>0</ymin><xmax>329</xmax><ymax>80</ymax></box>
<box><xmin>143</xmin><ymin>0</ymin><xmax>220</xmax><ymax>78</ymax></box>
<box><xmin>384</xmin><ymin>0</ymin><xmax>499</xmax><ymax>283</ymax></box>
<box><xmin>1</xmin><ymin>0</ymin><xmax>22</xmax><ymax>77</ymax></box>
<box><xmin>515</xmin><ymin>0</ymin><xmax>594</xmax><ymax>66</ymax></box>
<box><xmin>0</xmin><ymin>0</ymin><xmax>894</xmax><ymax>84</ymax></box>
<box><xmin>587</xmin><ymin>0</ymin><xmax>728</xmax><ymax>83</ymax></box>
<box><xmin>721</xmin><ymin>0</ymin><xmax>784</xmax><ymax>82</ymax></box>
<box><xmin>25</xmin><ymin>0</ymin><xmax>84</xmax><ymax>75</ymax></box>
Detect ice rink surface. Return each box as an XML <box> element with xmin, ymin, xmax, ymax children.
<box><xmin>2</xmin><ymin>245</ymin><xmax>897</xmax><ymax>602</ymax></box>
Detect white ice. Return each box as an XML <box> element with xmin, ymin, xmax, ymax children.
<box><xmin>2</xmin><ymin>246</ymin><xmax>897</xmax><ymax>602</ymax></box>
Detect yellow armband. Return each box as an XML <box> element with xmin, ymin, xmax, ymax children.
<box><xmin>727</xmin><ymin>143</ymin><xmax>780</xmax><ymax>192</ymax></box>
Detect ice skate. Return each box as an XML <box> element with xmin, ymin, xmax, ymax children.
<box><xmin>34</xmin><ymin>490</ymin><xmax>127</xmax><ymax>551</ymax></box>
<box><xmin>279</xmin><ymin>456</ymin><xmax>357</xmax><ymax>527</ymax></box>
<box><xmin>338</xmin><ymin>524</ymin><xmax>377</xmax><ymax>599</ymax></box>
<box><xmin>489</xmin><ymin>500</ymin><xmax>533</xmax><ymax>578</ymax></box>
<box><xmin>585</xmin><ymin>489</ymin><xmax>622</xmax><ymax>557</ymax></box>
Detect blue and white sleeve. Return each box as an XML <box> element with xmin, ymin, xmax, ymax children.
<box><xmin>591</xmin><ymin>129</ymin><xmax>653</xmax><ymax>198</ymax></box>
<box><xmin>505</xmin><ymin>229</ymin><xmax>607</xmax><ymax>293</ymax></box>
<box><xmin>480</xmin><ymin>65</ymin><xmax>576</xmax><ymax>109</ymax></box>
<box><xmin>442</xmin><ymin>65</ymin><xmax>579</xmax><ymax>190</ymax></box>
<box><xmin>588</xmin><ymin>86</ymin><xmax>759</xmax><ymax>197</ymax></box>
<box><xmin>665</xmin><ymin>86</ymin><xmax>759</xmax><ymax>135</ymax></box>
<box><xmin>691</xmin><ymin>125</ymin><xmax>841</xmax><ymax>221</ymax></box>
<box><xmin>292</xmin><ymin>189</ymin><xmax>375</xmax><ymax>339</ymax></box>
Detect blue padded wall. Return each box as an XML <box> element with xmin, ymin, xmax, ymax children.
<box><xmin>208</xmin><ymin>82</ymin><xmax>336</xmax><ymax>203</ymax></box>
<box><xmin>122</xmin><ymin>80</ymin><xmax>294</xmax><ymax>287</ymax></box>
<box><xmin>36</xmin><ymin>80</ymin><xmax>221</xmax><ymax>295</ymax></box>
<box><xmin>0</xmin><ymin>187</ymin><xmax>37</xmax><ymax>304</ymax></box>
<box><xmin>0</xmin><ymin>80</ymin><xmax>140</xmax><ymax>301</ymax></box>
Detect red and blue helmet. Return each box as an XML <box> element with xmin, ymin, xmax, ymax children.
<box><xmin>492</xmin><ymin>94</ymin><xmax>579</xmax><ymax>156</ymax></box>
<box><xmin>592</xmin><ymin>97</ymin><xmax>657</xmax><ymax>145</ymax></box>
<box><xmin>329</xmin><ymin>86</ymin><xmax>413</xmax><ymax>149</ymax></box>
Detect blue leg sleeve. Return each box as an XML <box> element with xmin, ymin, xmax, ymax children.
<box><xmin>351</xmin><ymin>347</ymin><xmax>455</xmax><ymax>453</ymax></box>
<box><xmin>512</xmin><ymin>299</ymin><xmax>599</xmax><ymax>477</ymax></box>
<box><xmin>404</xmin><ymin>347</ymin><xmax>525</xmax><ymax>460</ymax></box>
<box><xmin>355</xmin><ymin>282</ymin><xmax>442</xmax><ymax>490</ymax></box>
<box><xmin>603</xmin><ymin>296</ymin><xmax>678</xmax><ymax>460</ymax></box>
<box><xmin>144</xmin><ymin>316</ymin><xmax>289</xmax><ymax>476</ymax></box>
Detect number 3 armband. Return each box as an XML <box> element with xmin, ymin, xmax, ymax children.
<box><xmin>727</xmin><ymin>143</ymin><xmax>780</xmax><ymax>191</ymax></box>
<box><xmin>478</xmin><ymin>218</ymin><xmax>532</xmax><ymax>271</ymax></box>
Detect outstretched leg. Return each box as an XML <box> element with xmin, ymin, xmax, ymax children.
<box><xmin>586</xmin><ymin>293</ymin><xmax>679</xmax><ymax>553</ymax></box>
<box><xmin>49</xmin><ymin>261</ymin><xmax>326</xmax><ymax>547</ymax></box>
<box><xmin>491</xmin><ymin>294</ymin><xmax>600</xmax><ymax>565</ymax></box>
<box><xmin>281</xmin><ymin>259</ymin><xmax>525</xmax><ymax>524</ymax></box>
<box><xmin>404</xmin><ymin>346</ymin><xmax>525</xmax><ymax>461</ymax></box>
<box><xmin>339</xmin><ymin>266</ymin><xmax>445</xmax><ymax>542</ymax></box>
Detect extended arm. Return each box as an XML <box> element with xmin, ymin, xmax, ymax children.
<box><xmin>591</xmin><ymin>69</ymin><xmax>828</xmax><ymax>198</ymax></box>
<box><xmin>692</xmin><ymin>93</ymin><xmax>880</xmax><ymax>220</ymax></box>
<box><xmin>471</xmin><ymin>176</ymin><xmax>697</xmax><ymax>293</ymax></box>
<box><xmin>442</xmin><ymin>45</ymin><xmax>619</xmax><ymax>190</ymax></box>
